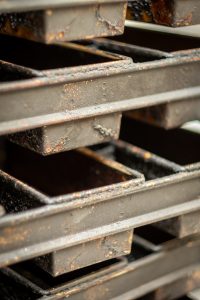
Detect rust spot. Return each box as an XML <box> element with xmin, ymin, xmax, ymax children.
<box><xmin>0</xmin><ymin>227</ymin><xmax>29</xmax><ymax>246</ymax></box>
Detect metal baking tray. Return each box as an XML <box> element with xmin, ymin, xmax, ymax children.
<box><xmin>0</xmin><ymin>0</ymin><xmax>127</xmax><ymax>43</ymax></box>
<box><xmin>108</xmin><ymin>24</ymin><xmax>200</xmax><ymax>128</ymax></box>
<box><xmin>0</xmin><ymin>135</ymin><xmax>200</xmax><ymax>270</ymax></box>
<box><xmin>2</xmin><ymin>230</ymin><xmax>200</xmax><ymax>299</ymax></box>
<box><xmin>1</xmin><ymin>257</ymin><xmax>127</xmax><ymax>297</ymax></box>
<box><xmin>1</xmin><ymin>30</ymin><xmax>200</xmax><ymax>140</ymax></box>
<box><xmin>0</xmin><ymin>38</ymin><xmax>132</xmax><ymax>153</ymax></box>
<box><xmin>0</xmin><ymin>142</ymin><xmax>142</xmax><ymax>275</ymax></box>
<box><xmin>50</xmin><ymin>235</ymin><xmax>200</xmax><ymax>299</ymax></box>
<box><xmin>93</xmin><ymin>25</ymin><xmax>200</xmax><ymax>128</ymax></box>
<box><xmin>121</xmin><ymin>117</ymin><xmax>200</xmax><ymax>238</ymax></box>
<box><xmin>127</xmin><ymin>0</ymin><xmax>200</xmax><ymax>27</ymax></box>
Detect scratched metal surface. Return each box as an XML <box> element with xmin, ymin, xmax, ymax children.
<box><xmin>0</xmin><ymin>32</ymin><xmax>199</xmax><ymax>151</ymax></box>
<box><xmin>127</xmin><ymin>0</ymin><xmax>200</xmax><ymax>27</ymax></box>
<box><xmin>0</xmin><ymin>1</ymin><xmax>127</xmax><ymax>42</ymax></box>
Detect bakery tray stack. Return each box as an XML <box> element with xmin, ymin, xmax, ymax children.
<box><xmin>0</xmin><ymin>1</ymin><xmax>199</xmax><ymax>299</ymax></box>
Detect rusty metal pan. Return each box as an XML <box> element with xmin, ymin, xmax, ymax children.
<box><xmin>93</xmin><ymin>138</ymin><xmax>200</xmax><ymax>239</ymax></box>
<box><xmin>121</xmin><ymin>118</ymin><xmax>200</xmax><ymax>238</ymax></box>
<box><xmin>0</xmin><ymin>38</ymin><xmax>132</xmax><ymax>152</ymax></box>
<box><xmin>127</xmin><ymin>0</ymin><xmax>200</xmax><ymax>27</ymax></box>
<box><xmin>8</xmin><ymin>113</ymin><xmax>123</xmax><ymax>155</ymax></box>
<box><xmin>93</xmin><ymin>28</ymin><xmax>200</xmax><ymax>128</ymax></box>
<box><xmin>49</xmin><ymin>236</ymin><xmax>200</xmax><ymax>300</ymax></box>
<box><xmin>0</xmin><ymin>37</ymin><xmax>200</xmax><ymax>139</ymax></box>
<box><xmin>0</xmin><ymin>0</ymin><xmax>127</xmax><ymax>43</ymax></box>
<box><xmin>33</xmin><ymin>230</ymin><xmax>132</xmax><ymax>277</ymax></box>
<box><xmin>1</xmin><ymin>257</ymin><xmax>127</xmax><ymax>296</ymax></box>
<box><xmin>0</xmin><ymin>226</ymin><xmax>168</xmax><ymax>297</ymax></box>
<box><xmin>7</xmin><ymin>234</ymin><xmax>200</xmax><ymax>300</ymax></box>
<box><xmin>93</xmin><ymin>139</ymin><xmax>184</xmax><ymax>180</ymax></box>
<box><xmin>0</xmin><ymin>139</ymin><xmax>200</xmax><ymax>270</ymax></box>
<box><xmin>0</xmin><ymin>142</ymin><xmax>142</xmax><ymax>275</ymax></box>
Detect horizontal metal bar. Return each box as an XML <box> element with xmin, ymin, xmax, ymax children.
<box><xmin>112</xmin><ymin>265</ymin><xmax>200</xmax><ymax>300</ymax></box>
<box><xmin>1</xmin><ymin>86</ymin><xmax>199</xmax><ymax>136</ymax></box>
<box><xmin>39</xmin><ymin>237</ymin><xmax>200</xmax><ymax>299</ymax></box>
<box><xmin>0</xmin><ymin>197</ymin><xmax>200</xmax><ymax>268</ymax></box>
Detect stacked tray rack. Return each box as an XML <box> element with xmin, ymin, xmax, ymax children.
<box><xmin>0</xmin><ymin>1</ymin><xmax>200</xmax><ymax>299</ymax></box>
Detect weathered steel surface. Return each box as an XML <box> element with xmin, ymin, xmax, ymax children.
<box><xmin>93</xmin><ymin>140</ymin><xmax>184</xmax><ymax>183</ymax></box>
<box><xmin>1</xmin><ymin>257</ymin><xmax>127</xmax><ymax>296</ymax></box>
<box><xmin>140</xmin><ymin>271</ymin><xmax>200</xmax><ymax>300</ymax></box>
<box><xmin>128</xmin><ymin>99</ymin><xmax>200</xmax><ymax>129</ymax></box>
<box><xmin>0</xmin><ymin>143</ymin><xmax>141</xmax><ymax>273</ymax></box>
<box><xmin>127</xmin><ymin>0</ymin><xmax>200</xmax><ymax>27</ymax></box>
<box><xmin>121</xmin><ymin>117</ymin><xmax>200</xmax><ymax>238</ymax></box>
<box><xmin>94</xmin><ymin>26</ymin><xmax>200</xmax><ymax>128</ymax></box>
<box><xmin>0</xmin><ymin>34</ymin><xmax>200</xmax><ymax>138</ymax></box>
<box><xmin>3</xmin><ymin>234</ymin><xmax>200</xmax><ymax>299</ymax></box>
<box><xmin>0</xmin><ymin>39</ymin><xmax>129</xmax><ymax>152</ymax></box>
<box><xmin>155</xmin><ymin>211</ymin><xmax>200</xmax><ymax>239</ymax></box>
<box><xmin>50</xmin><ymin>236</ymin><xmax>200</xmax><ymax>299</ymax></box>
<box><xmin>0</xmin><ymin>139</ymin><xmax>199</xmax><ymax>269</ymax></box>
<box><xmin>34</xmin><ymin>230</ymin><xmax>132</xmax><ymax>276</ymax></box>
<box><xmin>0</xmin><ymin>1</ymin><xmax>127</xmax><ymax>43</ymax></box>
<box><xmin>9</xmin><ymin>113</ymin><xmax>122</xmax><ymax>155</ymax></box>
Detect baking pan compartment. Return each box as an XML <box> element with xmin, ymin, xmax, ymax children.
<box><xmin>2</xmin><ymin>257</ymin><xmax>126</xmax><ymax>296</ymax></box>
<box><xmin>5</xmin><ymin>234</ymin><xmax>200</xmax><ymax>300</ymax></box>
<box><xmin>0</xmin><ymin>141</ymin><xmax>134</xmax><ymax>201</ymax></box>
<box><xmin>41</xmin><ymin>237</ymin><xmax>200</xmax><ymax>300</ymax></box>
<box><xmin>120</xmin><ymin>118</ymin><xmax>200</xmax><ymax>167</ymax></box>
<box><xmin>0</xmin><ymin>140</ymin><xmax>144</xmax><ymax>271</ymax></box>
<box><xmin>0</xmin><ymin>35</ymin><xmax>120</xmax><ymax>72</ymax></box>
<box><xmin>8</xmin><ymin>113</ymin><xmax>122</xmax><ymax>155</ymax></box>
<box><xmin>33</xmin><ymin>230</ymin><xmax>132</xmax><ymax>276</ymax></box>
<box><xmin>0</xmin><ymin>27</ymin><xmax>199</xmax><ymax>137</ymax></box>
<box><xmin>1</xmin><ymin>136</ymin><xmax>199</xmax><ymax>270</ymax></box>
<box><xmin>93</xmin><ymin>139</ymin><xmax>183</xmax><ymax>181</ymax></box>
<box><xmin>111</xmin><ymin>25</ymin><xmax>200</xmax><ymax>52</ymax></box>
<box><xmin>0</xmin><ymin>1</ymin><xmax>127</xmax><ymax>43</ymax></box>
<box><xmin>0</xmin><ymin>142</ymin><xmax>138</xmax><ymax>275</ymax></box>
